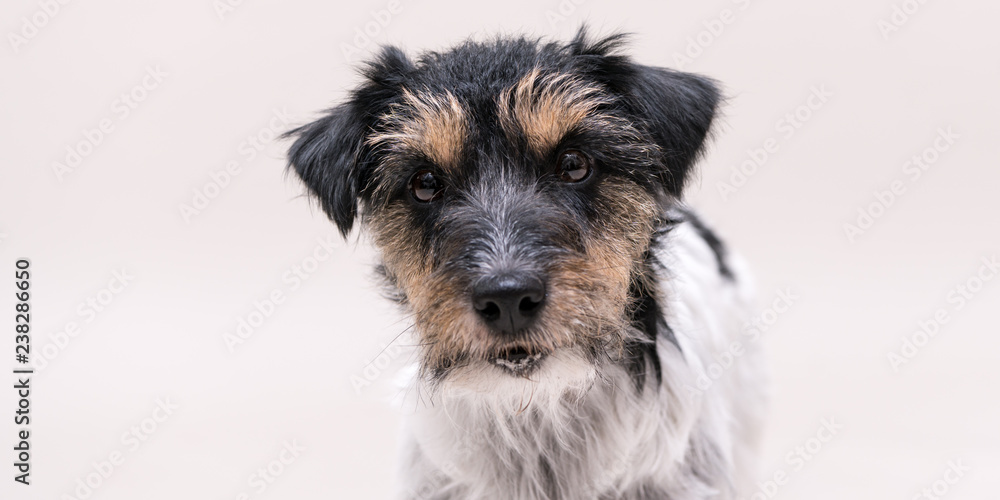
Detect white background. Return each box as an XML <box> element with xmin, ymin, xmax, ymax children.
<box><xmin>1</xmin><ymin>1</ymin><xmax>998</xmax><ymax>499</ymax></box>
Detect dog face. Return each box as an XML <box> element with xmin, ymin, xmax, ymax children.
<box><xmin>287</xmin><ymin>29</ymin><xmax>719</xmax><ymax>391</ymax></box>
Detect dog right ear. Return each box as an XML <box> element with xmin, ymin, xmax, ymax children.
<box><xmin>285</xmin><ymin>106</ymin><xmax>366</xmax><ymax>237</ymax></box>
<box><xmin>285</xmin><ymin>47</ymin><xmax>414</xmax><ymax>237</ymax></box>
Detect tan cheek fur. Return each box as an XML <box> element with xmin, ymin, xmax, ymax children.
<box><xmin>369</xmin><ymin>180</ymin><xmax>660</xmax><ymax>373</ymax></box>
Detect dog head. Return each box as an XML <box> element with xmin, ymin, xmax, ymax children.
<box><xmin>286</xmin><ymin>28</ymin><xmax>720</xmax><ymax>395</ymax></box>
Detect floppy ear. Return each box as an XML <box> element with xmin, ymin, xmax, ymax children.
<box><xmin>285</xmin><ymin>47</ymin><xmax>414</xmax><ymax>236</ymax></box>
<box><xmin>623</xmin><ymin>66</ymin><xmax>720</xmax><ymax>196</ymax></box>
<box><xmin>285</xmin><ymin>106</ymin><xmax>367</xmax><ymax>236</ymax></box>
<box><xmin>569</xmin><ymin>28</ymin><xmax>721</xmax><ymax>196</ymax></box>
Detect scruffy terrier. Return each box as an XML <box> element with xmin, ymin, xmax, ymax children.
<box><xmin>286</xmin><ymin>28</ymin><xmax>765</xmax><ymax>500</ymax></box>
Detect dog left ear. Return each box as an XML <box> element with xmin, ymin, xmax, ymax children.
<box><xmin>621</xmin><ymin>66</ymin><xmax>721</xmax><ymax>196</ymax></box>
<box><xmin>569</xmin><ymin>29</ymin><xmax>721</xmax><ymax>196</ymax></box>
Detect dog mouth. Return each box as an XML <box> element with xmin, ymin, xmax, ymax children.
<box><xmin>490</xmin><ymin>345</ymin><xmax>548</xmax><ymax>375</ymax></box>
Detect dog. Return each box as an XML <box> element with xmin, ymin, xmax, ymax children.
<box><xmin>285</xmin><ymin>27</ymin><xmax>766</xmax><ymax>500</ymax></box>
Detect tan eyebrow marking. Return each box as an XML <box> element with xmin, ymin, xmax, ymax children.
<box><xmin>497</xmin><ymin>68</ymin><xmax>609</xmax><ymax>155</ymax></box>
<box><xmin>369</xmin><ymin>89</ymin><xmax>468</xmax><ymax>172</ymax></box>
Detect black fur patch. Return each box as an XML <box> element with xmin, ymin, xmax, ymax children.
<box><xmin>624</xmin><ymin>238</ymin><xmax>679</xmax><ymax>392</ymax></box>
<box><xmin>624</xmin><ymin>290</ymin><xmax>664</xmax><ymax>392</ymax></box>
<box><xmin>681</xmin><ymin>209</ymin><xmax>734</xmax><ymax>281</ymax></box>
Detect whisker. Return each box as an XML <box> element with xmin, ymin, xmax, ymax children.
<box><xmin>365</xmin><ymin>323</ymin><xmax>416</xmax><ymax>367</ymax></box>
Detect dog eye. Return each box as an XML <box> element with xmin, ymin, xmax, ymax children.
<box><xmin>409</xmin><ymin>169</ymin><xmax>444</xmax><ymax>202</ymax></box>
<box><xmin>555</xmin><ymin>150</ymin><xmax>591</xmax><ymax>183</ymax></box>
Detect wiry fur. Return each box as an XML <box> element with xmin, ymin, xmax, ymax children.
<box><xmin>284</xmin><ymin>27</ymin><xmax>765</xmax><ymax>500</ymax></box>
<box><xmin>397</xmin><ymin>220</ymin><xmax>764</xmax><ymax>500</ymax></box>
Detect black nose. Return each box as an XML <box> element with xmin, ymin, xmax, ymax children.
<box><xmin>472</xmin><ymin>273</ymin><xmax>546</xmax><ymax>335</ymax></box>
